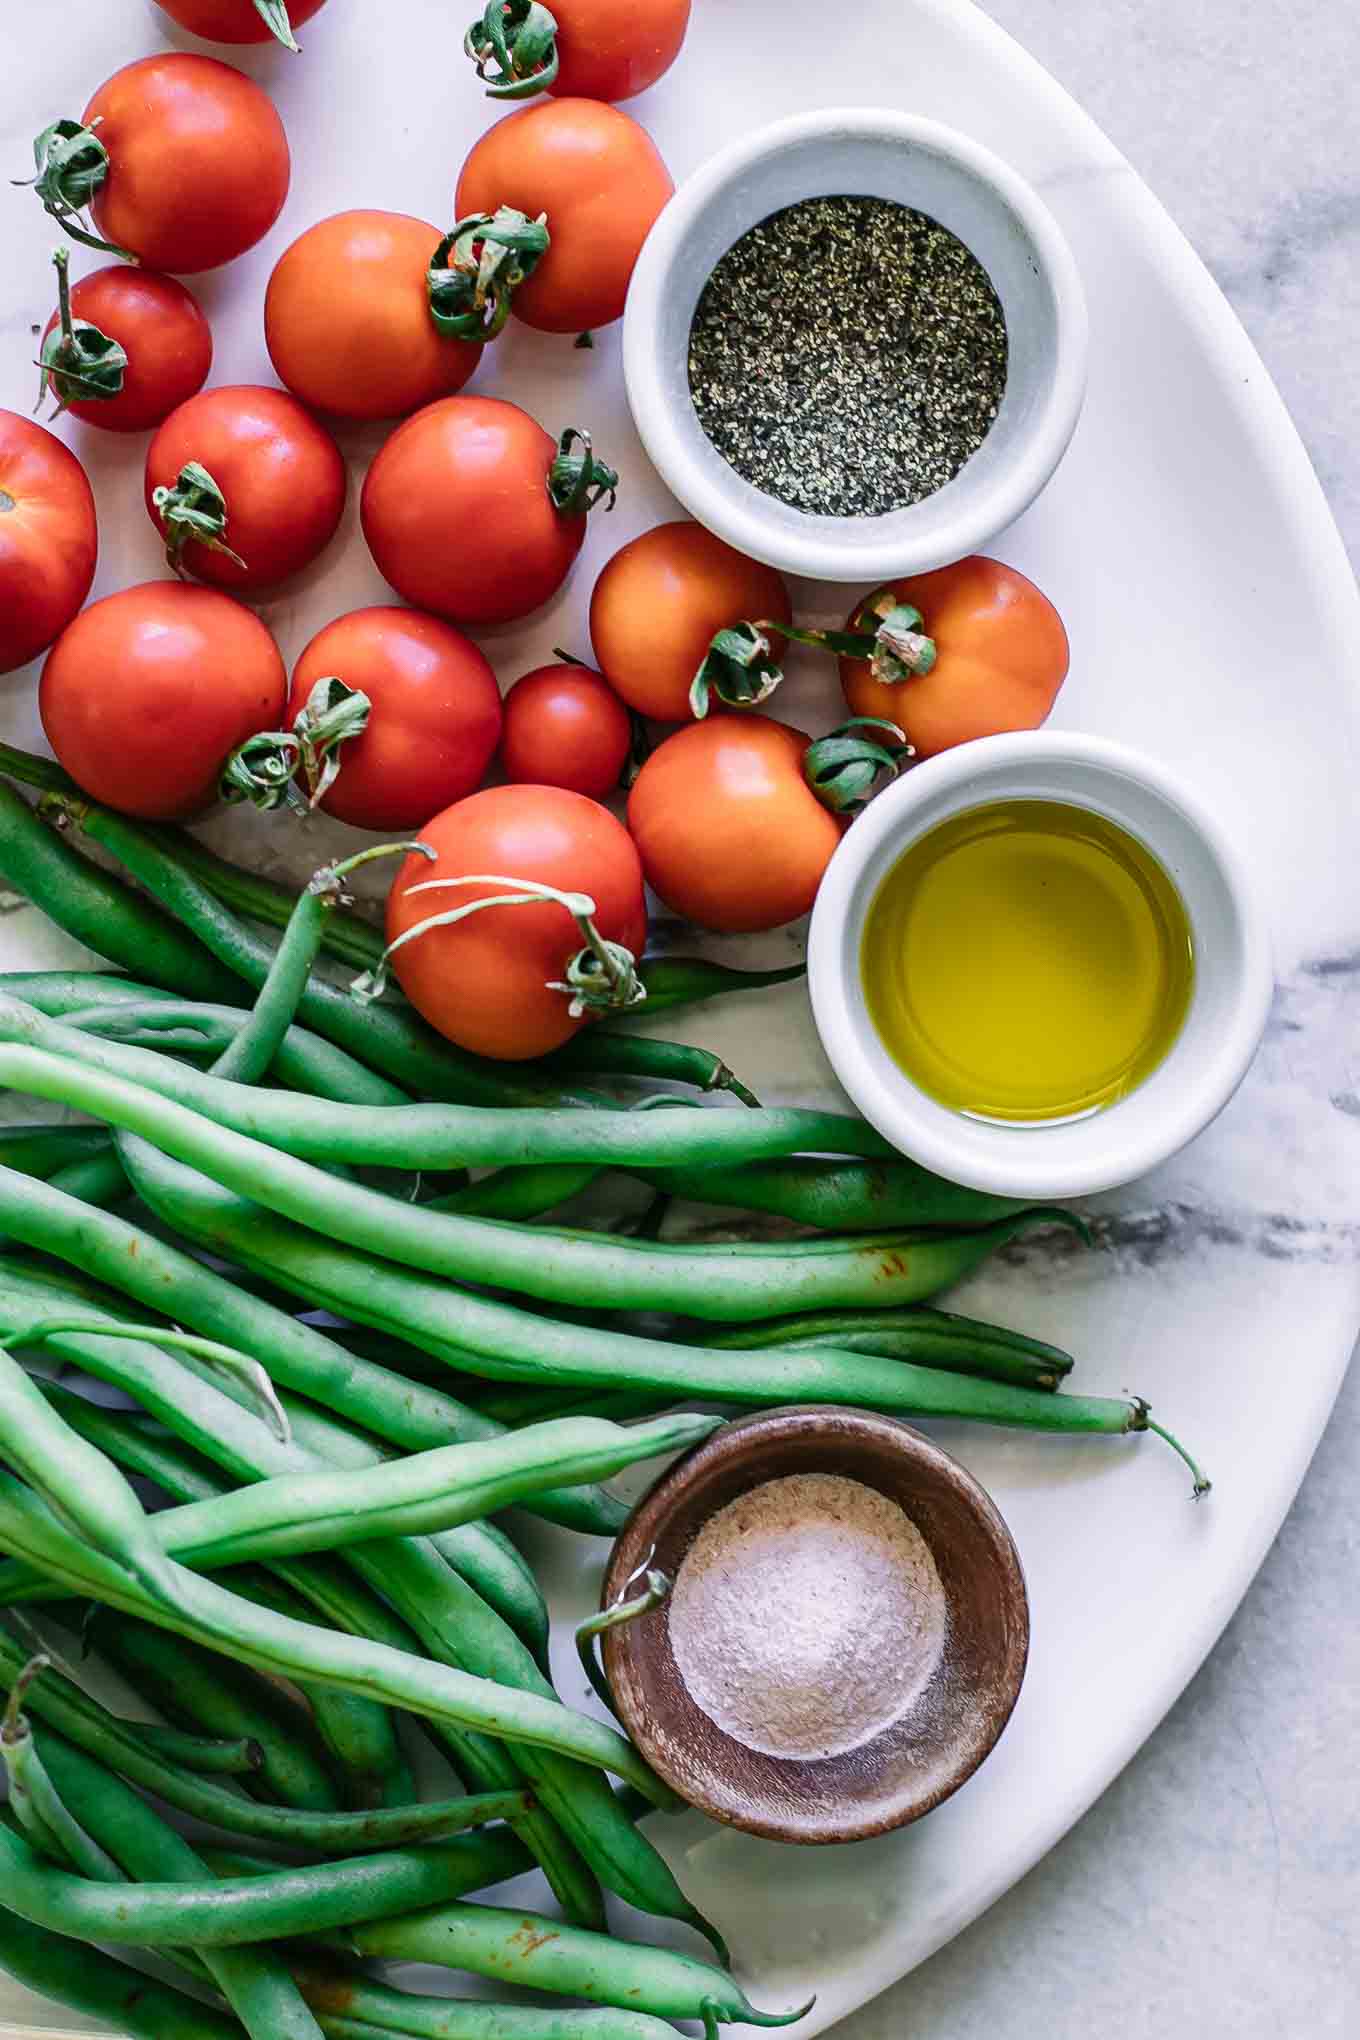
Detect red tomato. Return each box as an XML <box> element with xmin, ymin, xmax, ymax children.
<box><xmin>287</xmin><ymin>607</ymin><xmax>503</xmax><ymax>832</ymax></box>
<box><xmin>590</xmin><ymin>522</ymin><xmax>792</xmax><ymax>721</ymax></box>
<box><xmin>0</xmin><ymin>413</ymin><xmax>97</xmax><ymax>677</ymax></box>
<box><xmin>501</xmin><ymin>663</ymin><xmax>632</xmax><ymax>798</ymax></box>
<box><xmin>40</xmin><ymin>582</ymin><xmax>286</xmax><ymax>821</ymax></box>
<box><xmin>839</xmin><ymin>557</ymin><xmax>1069</xmax><ymax>757</ymax></box>
<box><xmin>79</xmin><ymin>55</ymin><xmax>289</xmax><ymax>273</ymax></box>
<box><xmin>153</xmin><ymin>0</ymin><xmax>329</xmax><ymax>44</ymax></box>
<box><xmin>265</xmin><ymin>212</ymin><xmax>483</xmax><ymax>423</ymax></box>
<box><xmin>41</xmin><ymin>268</ymin><xmax>212</xmax><ymax>435</ymax></box>
<box><xmin>543</xmin><ymin>0</ymin><xmax>691</xmax><ymax>100</ymax></box>
<box><xmin>455</xmin><ymin>100</ymin><xmax>672</xmax><ymax>333</ymax></box>
<box><xmin>362</xmin><ymin>396</ymin><xmax>593</xmax><ymax>627</ymax></box>
<box><xmin>144</xmin><ymin>386</ymin><xmax>346</xmax><ymax>591</ymax></box>
<box><xmin>627</xmin><ymin>715</ymin><xmax>841</xmax><ymax>933</ymax></box>
<box><xmin>387</xmin><ymin>786</ymin><xmax>647</xmax><ymax>1059</ymax></box>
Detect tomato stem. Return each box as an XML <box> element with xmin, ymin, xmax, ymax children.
<box><xmin>151</xmin><ymin>461</ymin><xmax>247</xmax><ymax>580</ymax></box>
<box><xmin>547</xmin><ymin>429</ymin><xmax>618</xmax><ymax>516</ymax></box>
<box><xmin>464</xmin><ymin>1</ymin><xmax>561</xmax><ymax>99</ymax></box>
<box><xmin>220</xmin><ymin>678</ymin><xmax>372</xmax><ymax>817</ymax></box>
<box><xmin>803</xmin><ymin>718</ymin><xmax>913</xmax><ymax>815</ymax></box>
<box><xmin>34</xmin><ymin>248</ymin><xmax>127</xmax><ymax>419</ymax></box>
<box><xmin>690</xmin><ymin>597</ymin><xmax>939</xmax><ymax>718</ymax></box>
<box><xmin>19</xmin><ymin>119</ymin><xmax>137</xmax><ymax>264</ymax></box>
<box><xmin>252</xmin><ymin>0</ymin><xmax>302</xmax><ymax>52</ymax></box>
<box><xmin>427</xmin><ymin>207</ymin><xmax>550</xmax><ymax>342</ymax></box>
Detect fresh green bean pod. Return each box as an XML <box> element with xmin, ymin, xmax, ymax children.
<box><xmin>634</xmin><ymin>1155</ymin><xmax>1030</xmax><ymax>1229</ymax></box>
<box><xmin>0</xmin><ymin>1813</ymin><xmax>529</xmax><ymax>1950</ymax></box>
<box><xmin>41</xmin><ymin>1146</ymin><xmax>127</xmax><ymax>1209</ymax></box>
<box><xmin>92</xmin><ymin>1618</ymin><xmax>342</xmax><ymax>1813</ymax></box>
<box><xmin>296</xmin><ymin>1966</ymin><xmax>689</xmax><ymax>2040</ymax></box>
<box><xmin>352</xmin><ymin>1901</ymin><xmax>810</xmax><ymax>2030</ymax></box>
<box><xmin>701</xmin><ymin>1306</ymin><xmax>1075</xmax><ymax>1391</ymax></box>
<box><xmin>618</xmin><ymin>955</ymin><xmax>807</xmax><ymax>1016</ymax></box>
<box><xmin>126</xmin><ymin>1723</ymin><xmax>263</xmax><ymax>1776</ymax></box>
<box><xmin>0</xmin><ymin>1122</ymin><xmax>112</xmax><ymax>1180</ymax></box>
<box><xmin>431</xmin><ymin>1162</ymin><xmax>605</xmax><ymax>1220</ymax></box>
<box><xmin>2</xmin><ymin>1681</ymin><xmax>124</xmax><ymax>1878</ymax></box>
<box><xmin>0</xmin><ymin>781</ymin><xmax>240</xmax><ymax>1000</ymax></box>
<box><xmin>0</xmin><ymin>1905</ymin><xmax>238</xmax><ymax>2040</ymax></box>
<box><xmin>548</xmin><ymin>1033</ymin><xmax>761</xmax><ymax>1107</ymax></box>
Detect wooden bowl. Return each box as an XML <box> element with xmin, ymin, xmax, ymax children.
<box><xmin>600</xmin><ymin>1406</ymin><xmax>1029</xmax><ymax>1843</ymax></box>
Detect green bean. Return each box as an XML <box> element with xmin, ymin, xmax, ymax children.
<box><xmin>295</xmin><ymin>1965</ymin><xmax>688</xmax><ymax>2040</ymax></box>
<box><xmin>0</xmin><ymin>994</ymin><xmax>885</xmax><ymax>1169</ymax></box>
<box><xmin>0</xmin><ymin>1905</ymin><xmax>239</xmax><ymax>2040</ymax></box>
<box><xmin>0</xmin><ymin>1170</ymin><xmax>624</xmax><ymax>1538</ymax></box>
<box><xmin>634</xmin><ymin>1155</ymin><xmax>1030</xmax><ymax>1229</ymax></box>
<box><xmin>44</xmin><ymin>1145</ymin><xmax>128</xmax><ymax>1208</ymax></box>
<box><xmin>0</xmin><ymin>1028</ymin><xmax>1046</xmax><ymax>1320</ymax></box>
<box><xmin>0</xmin><ymin>1122</ymin><xmax>111</xmax><ymax>1179</ymax></box>
<box><xmin>129</xmin><ymin>1724</ymin><xmax>263</xmax><ymax>1775</ymax></box>
<box><xmin>352</xmin><ymin>1901</ymin><xmax>810</xmax><ymax>2032</ymax></box>
<box><xmin>0</xmin><ymin>1803</ymin><xmax>530</xmax><ymax>1948</ymax></box>
<box><xmin>0</xmin><ymin>780</ymin><xmax>241</xmax><ymax>999</ymax></box>
<box><xmin>549</xmin><ymin>1033</ymin><xmax>762</xmax><ymax>1107</ymax></box>
<box><xmin>701</xmin><ymin>1306</ymin><xmax>1075</xmax><ymax>1391</ymax></box>
<box><xmin>615</xmin><ymin>954</ymin><xmax>807</xmax><ymax>1016</ymax></box>
<box><xmin>92</xmin><ymin>1617</ymin><xmax>342</xmax><ymax>1812</ymax></box>
<box><xmin>431</xmin><ymin>1162</ymin><xmax>604</xmax><ymax>1220</ymax></box>
<box><xmin>4</xmin><ymin>1307</ymin><xmax>288</xmax><ymax>1442</ymax></box>
<box><xmin>1</xmin><ymin>1659</ymin><xmax>125</xmax><ymax>1877</ymax></box>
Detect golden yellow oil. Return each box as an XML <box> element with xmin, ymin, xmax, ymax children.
<box><xmin>861</xmin><ymin>799</ymin><xmax>1194</xmax><ymax>1123</ymax></box>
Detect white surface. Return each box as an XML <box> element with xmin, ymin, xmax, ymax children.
<box><xmin>808</xmin><ymin>732</ymin><xmax>1273</xmax><ymax>1198</ymax></box>
<box><xmin>622</xmin><ymin>106</ymin><xmax>1088</xmax><ymax>580</ymax></box>
<box><xmin>0</xmin><ymin>1</ymin><xmax>1358</xmax><ymax>2037</ymax></box>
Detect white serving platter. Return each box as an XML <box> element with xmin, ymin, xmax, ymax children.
<box><xmin>1</xmin><ymin>0</ymin><xmax>1358</xmax><ymax>2033</ymax></box>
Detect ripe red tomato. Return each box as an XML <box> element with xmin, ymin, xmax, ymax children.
<box><xmin>362</xmin><ymin>396</ymin><xmax>601</xmax><ymax>627</ymax></box>
<box><xmin>265</xmin><ymin>212</ymin><xmax>483</xmax><ymax>423</ymax></box>
<box><xmin>40</xmin><ymin>268</ymin><xmax>212</xmax><ymax>434</ymax></box>
<box><xmin>78</xmin><ymin>55</ymin><xmax>289</xmax><ymax>273</ymax></box>
<box><xmin>144</xmin><ymin>386</ymin><xmax>346</xmax><ymax>592</ymax></box>
<box><xmin>0</xmin><ymin>413</ymin><xmax>97</xmax><ymax>678</ymax></box>
<box><xmin>501</xmin><ymin>663</ymin><xmax>632</xmax><ymax>798</ymax></box>
<box><xmin>590</xmin><ymin>522</ymin><xmax>792</xmax><ymax>722</ymax></box>
<box><xmin>387</xmin><ymin>786</ymin><xmax>647</xmax><ymax>1059</ymax></box>
<box><xmin>545</xmin><ymin>0</ymin><xmax>690</xmax><ymax>100</ymax></box>
<box><xmin>287</xmin><ymin>607</ymin><xmax>503</xmax><ymax>832</ymax></box>
<box><xmin>627</xmin><ymin>715</ymin><xmax>841</xmax><ymax>933</ymax></box>
<box><xmin>454</xmin><ymin>99</ymin><xmax>672</xmax><ymax>333</ymax></box>
<box><xmin>839</xmin><ymin>557</ymin><xmax>1069</xmax><ymax>757</ymax></box>
<box><xmin>40</xmin><ymin>582</ymin><xmax>287</xmax><ymax>821</ymax></box>
<box><xmin>153</xmin><ymin>0</ymin><xmax>330</xmax><ymax>45</ymax></box>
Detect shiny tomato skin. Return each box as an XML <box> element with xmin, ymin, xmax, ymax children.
<box><xmin>501</xmin><ymin>664</ymin><xmax>632</xmax><ymax>799</ymax></box>
<box><xmin>265</xmin><ymin>212</ymin><xmax>483</xmax><ymax>424</ymax></box>
<box><xmin>288</xmin><ymin>606</ymin><xmax>502</xmax><ymax>832</ymax></box>
<box><xmin>0</xmin><ymin>414</ymin><xmax>98</xmax><ymax>678</ymax></box>
<box><xmin>455</xmin><ymin>99</ymin><xmax>673</xmax><ymax>333</ymax></box>
<box><xmin>153</xmin><ymin>0</ymin><xmax>330</xmax><ymax>42</ymax></box>
<box><xmin>590</xmin><ymin>521</ymin><xmax>792</xmax><ymax>721</ymax></box>
<box><xmin>83</xmin><ymin>55</ymin><xmax>289</xmax><ymax>274</ymax></box>
<box><xmin>627</xmin><ymin>714</ymin><xmax>840</xmax><ymax>934</ymax></box>
<box><xmin>41</xmin><ymin>268</ymin><xmax>212</xmax><ymax>435</ymax></box>
<box><xmin>546</xmin><ymin>0</ymin><xmax>691</xmax><ymax>100</ymax></box>
<box><xmin>387</xmin><ymin>785</ymin><xmax>648</xmax><ymax>1059</ymax></box>
<box><xmin>840</xmin><ymin>557</ymin><xmax>1070</xmax><ymax>757</ymax></box>
<box><xmin>361</xmin><ymin>396</ymin><xmax>581</xmax><ymax>627</ymax></box>
<box><xmin>144</xmin><ymin>385</ymin><xmax>346</xmax><ymax>591</ymax></box>
<box><xmin>40</xmin><ymin>581</ymin><xmax>286</xmax><ymax>821</ymax></box>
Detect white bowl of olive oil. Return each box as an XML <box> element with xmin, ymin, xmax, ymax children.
<box><xmin>808</xmin><ymin>733</ymin><xmax>1273</xmax><ymax>1199</ymax></box>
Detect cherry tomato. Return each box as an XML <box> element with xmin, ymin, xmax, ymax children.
<box><xmin>0</xmin><ymin>414</ymin><xmax>98</xmax><ymax>679</ymax></box>
<box><xmin>153</xmin><ymin>0</ymin><xmax>330</xmax><ymax>46</ymax></box>
<box><xmin>144</xmin><ymin>386</ymin><xmax>346</xmax><ymax>592</ymax></box>
<box><xmin>627</xmin><ymin>715</ymin><xmax>841</xmax><ymax>933</ymax></box>
<box><xmin>265</xmin><ymin>212</ymin><xmax>483</xmax><ymax>423</ymax></box>
<box><xmin>78</xmin><ymin>55</ymin><xmax>289</xmax><ymax>273</ymax></box>
<box><xmin>590</xmin><ymin>521</ymin><xmax>792</xmax><ymax>722</ymax></box>
<box><xmin>40</xmin><ymin>267</ymin><xmax>212</xmax><ymax>435</ymax></box>
<box><xmin>840</xmin><ymin>557</ymin><xmax>1069</xmax><ymax>757</ymax></box>
<box><xmin>501</xmin><ymin>663</ymin><xmax>632</xmax><ymax>798</ymax></box>
<box><xmin>545</xmin><ymin>0</ymin><xmax>690</xmax><ymax>100</ymax></box>
<box><xmin>387</xmin><ymin>785</ymin><xmax>647</xmax><ymax>1059</ymax></box>
<box><xmin>40</xmin><ymin>581</ymin><xmax>286</xmax><ymax>821</ymax></box>
<box><xmin>455</xmin><ymin>99</ymin><xmax>673</xmax><ymax>334</ymax></box>
<box><xmin>287</xmin><ymin>607</ymin><xmax>503</xmax><ymax>832</ymax></box>
<box><xmin>361</xmin><ymin>396</ymin><xmax>602</xmax><ymax>627</ymax></box>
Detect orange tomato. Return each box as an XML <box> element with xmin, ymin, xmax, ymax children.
<box><xmin>81</xmin><ymin>55</ymin><xmax>289</xmax><ymax>273</ymax></box>
<box><xmin>839</xmin><ymin>557</ymin><xmax>1069</xmax><ymax>757</ymax></box>
<box><xmin>287</xmin><ymin>607</ymin><xmax>503</xmax><ymax>832</ymax></box>
<box><xmin>40</xmin><ymin>268</ymin><xmax>212</xmax><ymax>434</ymax></box>
<box><xmin>144</xmin><ymin>386</ymin><xmax>346</xmax><ymax>592</ymax></box>
<box><xmin>153</xmin><ymin>0</ymin><xmax>329</xmax><ymax>43</ymax></box>
<box><xmin>0</xmin><ymin>413</ymin><xmax>97</xmax><ymax>678</ymax></box>
<box><xmin>590</xmin><ymin>521</ymin><xmax>791</xmax><ymax>721</ymax></box>
<box><xmin>501</xmin><ymin>663</ymin><xmax>632</xmax><ymax>798</ymax></box>
<box><xmin>40</xmin><ymin>582</ymin><xmax>286</xmax><ymax>820</ymax></box>
<box><xmin>387</xmin><ymin>785</ymin><xmax>648</xmax><ymax>1059</ymax></box>
<box><xmin>454</xmin><ymin>99</ymin><xmax>673</xmax><ymax>333</ymax></box>
<box><xmin>627</xmin><ymin>716</ymin><xmax>841</xmax><ymax>933</ymax></box>
<box><xmin>265</xmin><ymin>212</ymin><xmax>483</xmax><ymax>423</ymax></box>
<box><xmin>540</xmin><ymin>0</ymin><xmax>691</xmax><ymax>100</ymax></box>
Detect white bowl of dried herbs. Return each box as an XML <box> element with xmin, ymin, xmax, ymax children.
<box><xmin>623</xmin><ymin>106</ymin><xmax>1088</xmax><ymax>581</ymax></box>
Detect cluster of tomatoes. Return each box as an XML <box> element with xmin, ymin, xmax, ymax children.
<box><xmin>0</xmin><ymin>0</ymin><xmax>1070</xmax><ymax>1062</ymax></box>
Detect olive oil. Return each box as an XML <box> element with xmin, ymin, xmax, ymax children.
<box><xmin>861</xmin><ymin>799</ymin><xmax>1194</xmax><ymax>1122</ymax></box>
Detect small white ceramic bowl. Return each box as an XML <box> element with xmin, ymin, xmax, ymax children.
<box><xmin>623</xmin><ymin>107</ymin><xmax>1088</xmax><ymax>583</ymax></box>
<box><xmin>807</xmin><ymin>733</ymin><xmax>1273</xmax><ymax>1200</ymax></box>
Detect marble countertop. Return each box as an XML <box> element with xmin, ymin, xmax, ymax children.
<box><xmin>835</xmin><ymin>4</ymin><xmax>1360</xmax><ymax>2034</ymax></box>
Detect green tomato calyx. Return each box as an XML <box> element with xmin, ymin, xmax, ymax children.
<box><xmin>464</xmin><ymin>1</ymin><xmax>561</xmax><ymax>100</ymax></box>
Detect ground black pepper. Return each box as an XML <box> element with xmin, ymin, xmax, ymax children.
<box><xmin>687</xmin><ymin>195</ymin><xmax>1008</xmax><ymax>518</ymax></box>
